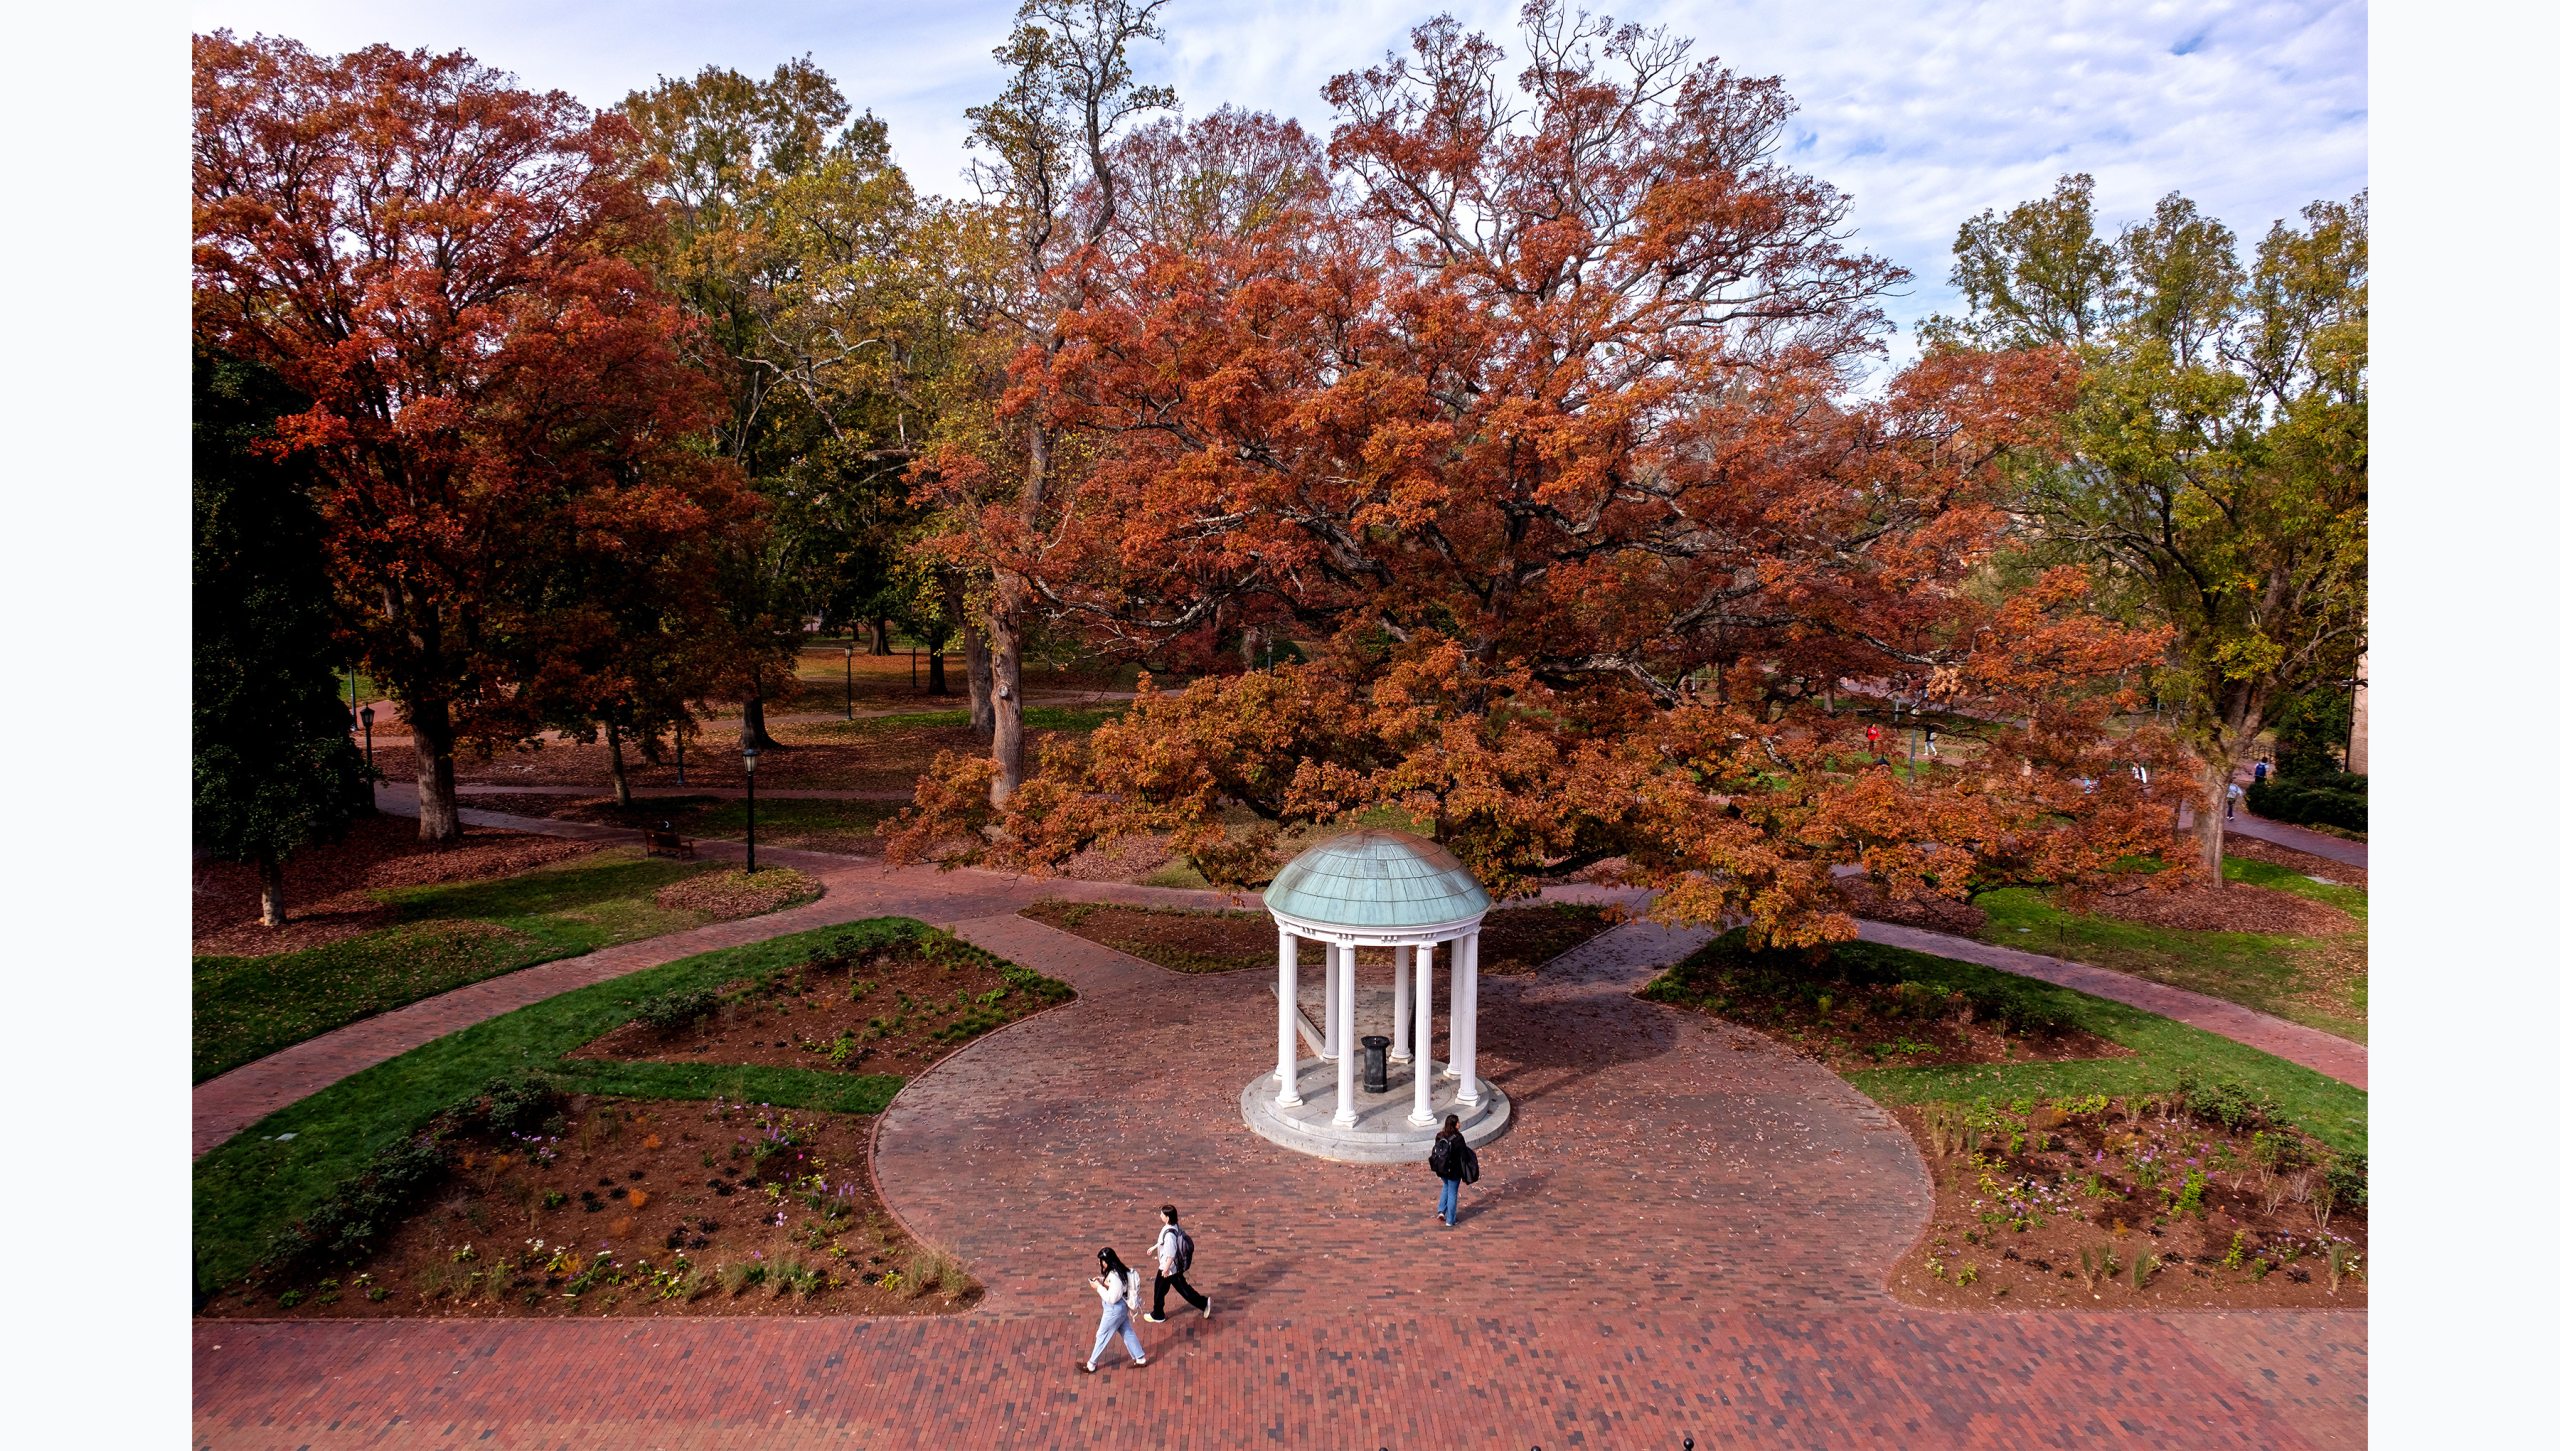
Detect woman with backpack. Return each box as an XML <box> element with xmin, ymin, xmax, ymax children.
<box><xmin>1082</xmin><ymin>1247</ymin><xmax>1148</xmax><ymax>1373</ymax></box>
<box><xmin>1428</xmin><ymin>1115</ymin><xmax>1479</xmax><ymax>1228</ymax></box>
<box><xmin>1144</xmin><ymin>1204</ymin><xmax>1212</xmax><ymax>1322</ymax></box>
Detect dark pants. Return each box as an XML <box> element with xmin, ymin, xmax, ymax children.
<box><xmin>1152</xmin><ymin>1270</ymin><xmax>1207</xmax><ymax>1316</ymax></box>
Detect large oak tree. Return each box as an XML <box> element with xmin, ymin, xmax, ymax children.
<box><xmin>891</xmin><ymin>3</ymin><xmax>2173</xmax><ymax>944</ymax></box>
<box><xmin>194</xmin><ymin>33</ymin><xmax>752</xmax><ymax>838</ymax></box>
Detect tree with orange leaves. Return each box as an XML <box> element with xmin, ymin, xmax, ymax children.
<box><xmin>889</xmin><ymin>3</ymin><xmax>2174</xmax><ymax>946</ymax></box>
<box><xmin>194</xmin><ymin>32</ymin><xmax>754</xmax><ymax>839</ymax></box>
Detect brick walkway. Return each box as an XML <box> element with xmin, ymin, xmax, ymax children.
<box><xmin>194</xmin><ymin>914</ymin><xmax>2366</xmax><ymax>1447</ymax></box>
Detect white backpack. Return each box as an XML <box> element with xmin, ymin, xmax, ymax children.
<box><xmin>1120</xmin><ymin>1269</ymin><xmax>1142</xmax><ymax>1313</ymax></box>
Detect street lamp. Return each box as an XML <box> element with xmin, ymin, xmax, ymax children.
<box><xmin>844</xmin><ymin>646</ymin><xmax>855</xmax><ymax>720</ymax></box>
<box><xmin>741</xmin><ymin>739</ymin><xmax>759</xmax><ymax>874</ymax></box>
<box><xmin>359</xmin><ymin>705</ymin><xmax>375</xmax><ymax>772</ymax></box>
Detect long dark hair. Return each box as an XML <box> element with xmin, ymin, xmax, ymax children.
<box><xmin>1437</xmin><ymin>1113</ymin><xmax>1462</xmax><ymax>1141</ymax></box>
<box><xmin>1096</xmin><ymin>1246</ymin><xmax>1131</xmax><ymax>1284</ymax></box>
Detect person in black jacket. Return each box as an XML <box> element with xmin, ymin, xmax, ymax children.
<box><xmin>1428</xmin><ymin>1115</ymin><xmax>1479</xmax><ymax>1227</ymax></box>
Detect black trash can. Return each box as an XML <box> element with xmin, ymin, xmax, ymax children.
<box><xmin>1361</xmin><ymin>1035</ymin><xmax>1390</xmax><ymax>1092</ymax></box>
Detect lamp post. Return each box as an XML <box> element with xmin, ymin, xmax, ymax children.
<box><xmin>359</xmin><ymin>705</ymin><xmax>374</xmax><ymax>771</ymax></box>
<box><xmin>741</xmin><ymin>740</ymin><xmax>759</xmax><ymax>874</ymax></box>
<box><xmin>674</xmin><ymin>726</ymin><xmax>686</xmax><ymax>785</ymax></box>
<box><xmin>844</xmin><ymin>646</ymin><xmax>854</xmax><ymax>720</ymax></box>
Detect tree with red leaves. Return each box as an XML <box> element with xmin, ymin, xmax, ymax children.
<box><xmin>889</xmin><ymin>3</ymin><xmax>2174</xmax><ymax>945</ymax></box>
<box><xmin>194</xmin><ymin>32</ymin><xmax>753</xmax><ymax>839</ymax></box>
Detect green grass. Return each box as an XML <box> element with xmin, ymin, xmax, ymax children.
<box><xmin>191</xmin><ymin>917</ymin><xmax>986</xmax><ymax>1299</ymax></box>
<box><xmin>1972</xmin><ymin>854</ymin><xmax>2366</xmax><ymax>1041</ymax></box>
<box><xmin>194</xmin><ymin>850</ymin><xmax>748</xmax><ymax>1083</ymax></box>
<box><xmin>685</xmin><ymin>797</ymin><xmax>902</xmax><ymax>844</ymax></box>
<box><xmin>1644</xmin><ymin>935</ymin><xmax>2365</xmax><ymax>1154</ymax></box>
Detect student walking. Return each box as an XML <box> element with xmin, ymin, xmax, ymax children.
<box><xmin>1081</xmin><ymin>1248</ymin><xmax>1147</xmax><ymax>1373</ymax></box>
<box><xmin>2226</xmin><ymin>781</ymin><xmax>2243</xmax><ymax>819</ymax></box>
<box><xmin>2254</xmin><ymin>757</ymin><xmax>2271</xmax><ymax>786</ymax></box>
<box><xmin>1428</xmin><ymin>1115</ymin><xmax>1479</xmax><ymax>1228</ymax></box>
<box><xmin>1143</xmin><ymin>1204</ymin><xmax>1211</xmax><ymax>1323</ymax></box>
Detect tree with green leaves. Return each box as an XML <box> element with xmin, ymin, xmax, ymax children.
<box><xmin>1934</xmin><ymin>176</ymin><xmax>2367</xmax><ymax>882</ymax></box>
<box><xmin>193</xmin><ymin>348</ymin><xmax>371</xmax><ymax>925</ymax></box>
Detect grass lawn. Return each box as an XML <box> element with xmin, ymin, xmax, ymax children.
<box><xmin>1973</xmin><ymin>854</ymin><xmax>2367</xmax><ymax>1042</ymax></box>
<box><xmin>192</xmin><ymin>918</ymin><xmax>992</xmax><ymax>1300</ymax></box>
<box><xmin>193</xmin><ymin>850</ymin><xmax>816</xmax><ymax>1082</ymax></box>
<box><xmin>684</xmin><ymin>797</ymin><xmax>903</xmax><ymax>851</ymax></box>
<box><xmin>1645</xmin><ymin>934</ymin><xmax>2365</xmax><ymax>1154</ymax></box>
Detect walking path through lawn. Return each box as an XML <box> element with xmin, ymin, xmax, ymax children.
<box><xmin>196</xmin><ymin>897</ymin><xmax>2365</xmax><ymax>1448</ymax></box>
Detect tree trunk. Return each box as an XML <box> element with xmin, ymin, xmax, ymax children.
<box><xmin>870</xmin><ymin>617</ymin><xmax>893</xmax><ymax>656</ymax></box>
<box><xmin>741</xmin><ymin>693</ymin><xmax>781</xmax><ymax>751</ymax></box>
<box><xmin>2195</xmin><ymin>755</ymin><xmax>2230</xmax><ymax>887</ymax></box>
<box><xmin>604</xmin><ymin>717</ymin><xmax>632</xmax><ymax>809</ymax></box>
<box><xmin>1240</xmin><ymin>625</ymin><xmax>1263</xmax><ymax>672</ymax></box>
<box><xmin>410</xmin><ymin>695</ymin><xmax>463</xmax><ymax>842</ymax></box>
<box><xmin>258</xmin><ymin>852</ymin><xmax>287</xmax><ymax>927</ymax></box>
<box><xmin>965</xmin><ymin>622</ymin><xmax>995</xmax><ymax>740</ymax></box>
<box><xmin>927</xmin><ymin>647</ymin><xmax>949</xmax><ymax>696</ymax></box>
<box><xmin>989</xmin><ymin>587</ymin><xmax>1027</xmax><ymax>806</ymax></box>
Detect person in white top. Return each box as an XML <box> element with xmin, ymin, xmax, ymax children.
<box><xmin>1143</xmin><ymin>1204</ymin><xmax>1212</xmax><ymax>1323</ymax></box>
<box><xmin>1082</xmin><ymin>1247</ymin><xmax>1147</xmax><ymax>1373</ymax></box>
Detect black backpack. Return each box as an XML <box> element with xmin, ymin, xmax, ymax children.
<box><xmin>1170</xmin><ymin>1225</ymin><xmax>1194</xmax><ymax>1276</ymax></box>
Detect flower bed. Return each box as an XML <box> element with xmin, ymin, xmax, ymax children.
<box><xmin>201</xmin><ymin>1091</ymin><xmax>972</xmax><ymax>1318</ymax></box>
<box><xmin>572</xmin><ymin>931</ymin><xmax>1073</xmax><ymax>1077</ymax></box>
<box><xmin>1889</xmin><ymin>1087</ymin><xmax>2366</xmax><ymax>1308</ymax></box>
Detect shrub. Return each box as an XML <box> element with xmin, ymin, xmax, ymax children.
<box><xmin>465</xmin><ymin>1071</ymin><xmax>562</xmax><ymax>1138</ymax></box>
<box><xmin>2246</xmin><ymin>775</ymin><xmax>2366</xmax><ymax>833</ymax></box>
<box><xmin>635</xmin><ymin>986</ymin><xmax>722</xmax><ymax>1034</ymax></box>
<box><xmin>2179</xmin><ymin>1075</ymin><xmax>2291</xmax><ymax>1134</ymax></box>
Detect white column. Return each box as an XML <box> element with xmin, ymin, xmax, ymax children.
<box><xmin>1458</xmin><ymin>929</ymin><xmax>1482</xmax><ymax>1105</ymax></box>
<box><xmin>1408</xmin><ymin>941</ymin><xmax>1435</xmax><ymax>1125</ymax></box>
<box><xmin>1322</xmin><ymin>942</ymin><xmax>1340</xmax><ymax>1060</ymax></box>
<box><xmin>1390</xmin><ymin>944</ymin><xmax>1413</xmax><ymax>1062</ymax></box>
<box><xmin>1276</xmin><ymin>929</ymin><xmax>1302</xmax><ymax>1106</ymax></box>
<box><xmin>1333</xmin><ymin>942</ymin><xmax>1360</xmax><ymax>1125</ymax></box>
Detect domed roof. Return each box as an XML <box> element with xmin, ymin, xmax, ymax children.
<box><xmin>1262</xmin><ymin>829</ymin><xmax>1490</xmax><ymax>930</ymax></box>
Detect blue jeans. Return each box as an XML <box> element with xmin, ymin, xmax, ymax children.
<box><xmin>1088</xmin><ymin>1299</ymin><xmax>1144</xmax><ymax>1366</ymax></box>
<box><xmin>1439</xmin><ymin>1176</ymin><xmax>1460</xmax><ymax>1225</ymax></box>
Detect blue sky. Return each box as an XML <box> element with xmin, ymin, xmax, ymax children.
<box><xmin>191</xmin><ymin>1</ymin><xmax>2367</xmax><ymax>361</ymax></box>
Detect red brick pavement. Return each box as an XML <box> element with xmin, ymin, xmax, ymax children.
<box><xmin>195</xmin><ymin>916</ymin><xmax>2364</xmax><ymax>1447</ymax></box>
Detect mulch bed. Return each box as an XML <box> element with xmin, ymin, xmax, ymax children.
<box><xmin>1833</xmin><ymin>874</ymin><xmax>1989</xmax><ymax>935</ymax></box>
<box><xmin>1017</xmin><ymin>900</ymin><xmax>1616</xmax><ymax>976</ymax></box>
<box><xmin>652</xmin><ymin>868</ymin><xmax>823</xmax><ymax>920</ymax></box>
<box><xmin>200</xmin><ymin>1097</ymin><xmax>974</xmax><ymax>1319</ymax></box>
<box><xmin>1887</xmin><ymin>1093</ymin><xmax>2367</xmax><ymax>1310</ymax></box>
<box><xmin>193</xmin><ymin>814</ymin><xmax>600</xmax><ymax>957</ymax></box>
<box><xmin>571</xmin><ymin>936</ymin><xmax>1073</xmax><ymax>1077</ymax></box>
<box><xmin>2066</xmin><ymin>878</ymin><xmax>2358</xmax><ymax>937</ymax></box>
<box><xmin>1641</xmin><ymin>953</ymin><xmax>2128</xmax><ymax>1074</ymax></box>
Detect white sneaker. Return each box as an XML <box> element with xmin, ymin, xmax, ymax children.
<box><xmin>1203</xmin><ymin>1297</ymin><xmax>1213</xmax><ymax>1319</ymax></box>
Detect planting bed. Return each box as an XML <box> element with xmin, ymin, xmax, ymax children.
<box><xmin>573</xmin><ymin>931</ymin><xmax>1074</xmax><ymax>1076</ymax></box>
<box><xmin>1888</xmin><ymin>1088</ymin><xmax>2367</xmax><ymax>1309</ymax></box>
<box><xmin>193</xmin><ymin>813</ymin><xmax>599</xmax><ymax>956</ymax></box>
<box><xmin>1640</xmin><ymin>938</ymin><xmax>2127</xmax><ymax>1072</ymax></box>
<box><xmin>1018</xmin><ymin>899</ymin><xmax>1615</xmax><ymax>976</ymax></box>
<box><xmin>201</xmin><ymin>1095</ymin><xmax>974</xmax><ymax>1319</ymax></box>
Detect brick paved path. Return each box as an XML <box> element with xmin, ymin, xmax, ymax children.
<box><xmin>194</xmin><ymin>804</ymin><xmax>2366</xmax><ymax>1447</ymax></box>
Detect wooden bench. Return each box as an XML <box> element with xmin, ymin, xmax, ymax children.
<box><xmin>642</xmin><ymin>825</ymin><xmax>696</xmax><ymax>860</ymax></box>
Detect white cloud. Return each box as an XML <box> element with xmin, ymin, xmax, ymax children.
<box><xmin>192</xmin><ymin>0</ymin><xmax>2367</xmax><ymax>356</ymax></box>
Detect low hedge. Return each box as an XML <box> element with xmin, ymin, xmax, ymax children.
<box><xmin>2247</xmin><ymin>774</ymin><xmax>2367</xmax><ymax>832</ymax></box>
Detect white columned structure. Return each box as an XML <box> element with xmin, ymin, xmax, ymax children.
<box><xmin>1331</xmin><ymin>946</ymin><xmax>1351</xmax><ymax>1059</ymax></box>
<box><xmin>1390</xmin><ymin>945</ymin><xmax>1414</xmax><ymax>1062</ymax></box>
<box><xmin>1240</xmin><ymin>829</ymin><xmax>1514</xmax><ymax>1163</ymax></box>
<box><xmin>1408</xmin><ymin>940</ymin><xmax>1436</xmax><ymax>1124</ymax></box>
<box><xmin>1275</xmin><ymin>929</ymin><xmax>1302</xmax><ymax>1106</ymax></box>
<box><xmin>1333</xmin><ymin>945</ymin><xmax>1360</xmax><ymax>1125</ymax></box>
<box><xmin>1457</xmin><ymin>929</ymin><xmax>1482</xmax><ymax>1104</ymax></box>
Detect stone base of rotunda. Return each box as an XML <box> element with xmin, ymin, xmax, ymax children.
<box><xmin>1239</xmin><ymin>1057</ymin><xmax>1511</xmax><ymax>1164</ymax></box>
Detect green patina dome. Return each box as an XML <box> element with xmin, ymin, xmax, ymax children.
<box><xmin>1262</xmin><ymin>829</ymin><xmax>1490</xmax><ymax>930</ymax></box>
